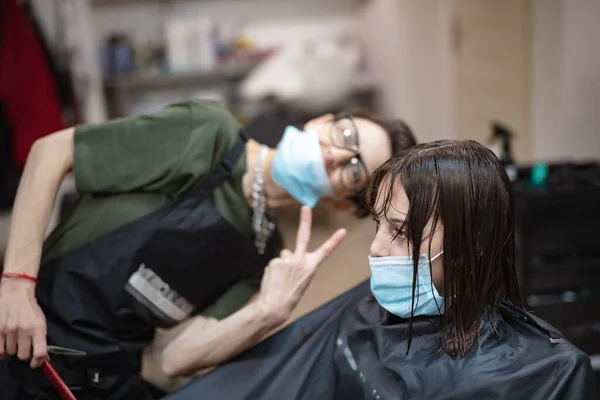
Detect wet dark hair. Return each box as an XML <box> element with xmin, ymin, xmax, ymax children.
<box><xmin>365</xmin><ymin>140</ymin><xmax>523</xmax><ymax>357</ymax></box>
<box><xmin>338</xmin><ymin>108</ymin><xmax>417</xmax><ymax>218</ymax></box>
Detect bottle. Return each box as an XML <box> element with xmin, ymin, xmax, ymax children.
<box><xmin>165</xmin><ymin>18</ymin><xmax>190</xmax><ymax>72</ymax></box>
<box><xmin>194</xmin><ymin>17</ymin><xmax>216</xmax><ymax>71</ymax></box>
<box><xmin>491</xmin><ymin>122</ymin><xmax>518</xmax><ymax>182</ymax></box>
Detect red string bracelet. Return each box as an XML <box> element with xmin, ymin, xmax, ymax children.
<box><xmin>0</xmin><ymin>272</ymin><xmax>38</xmax><ymax>283</ymax></box>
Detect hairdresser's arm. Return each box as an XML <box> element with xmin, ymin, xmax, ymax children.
<box><xmin>0</xmin><ymin>128</ymin><xmax>74</xmax><ymax>368</ymax></box>
<box><xmin>154</xmin><ymin>207</ymin><xmax>346</xmax><ymax>380</ymax></box>
<box><xmin>144</xmin><ymin>293</ymin><xmax>276</xmax><ymax>388</ymax></box>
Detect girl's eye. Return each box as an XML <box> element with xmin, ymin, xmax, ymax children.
<box><xmin>372</xmin><ymin>218</ymin><xmax>381</xmax><ymax>233</ymax></box>
<box><xmin>394</xmin><ymin>229</ymin><xmax>408</xmax><ymax>240</ymax></box>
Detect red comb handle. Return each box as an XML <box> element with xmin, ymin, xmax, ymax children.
<box><xmin>41</xmin><ymin>360</ymin><xmax>77</xmax><ymax>400</ymax></box>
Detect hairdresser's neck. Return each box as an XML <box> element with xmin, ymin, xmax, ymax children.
<box><xmin>243</xmin><ymin>139</ymin><xmax>297</xmax><ymax>209</ymax></box>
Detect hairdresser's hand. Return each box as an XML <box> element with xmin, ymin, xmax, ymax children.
<box><xmin>256</xmin><ymin>206</ymin><xmax>347</xmax><ymax>326</ymax></box>
<box><xmin>0</xmin><ymin>279</ymin><xmax>47</xmax><ymax>368</ymax></box>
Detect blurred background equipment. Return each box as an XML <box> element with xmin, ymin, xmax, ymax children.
<box><xmin>239</xmin><ymin>33</ymin><xmax>363</xmax><ymax>113</ymax></box>
<box><xmin>98</xmin><ymin>10</ymin><xmax>375</xmax><ymax>119</ymax></box>
<box><xmin>489</xmin><ymin>122</ymin><xmax>518</xmax><ymax>182</ymax></box>
<box><xmin>513</xmin><ymin>163</ymin><xmax>600</xmax><ymax>383</ymax></box>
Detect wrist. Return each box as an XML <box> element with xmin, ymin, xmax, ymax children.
<box><xmin>251</xmin><ymin>300</ymin><xmax>289</xmax><ymax>330</ymax></box>
<box><xmin>0</xmin><ymin>273</ymin><xmax>37</xmax><ymax>295</ymax></box>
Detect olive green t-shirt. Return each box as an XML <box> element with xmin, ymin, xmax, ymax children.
<box><xmin>41</xmin><ymin>100</ymin><xmax>258</xmax><ymax>320</ymax></box>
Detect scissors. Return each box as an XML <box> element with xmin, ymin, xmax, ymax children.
<box><xmin>42</xmin><ymin>345</ymin><xmax>86</xmax><ymax>400</ymax></box>
<box><xmin>47</xmin><ymin>345</ymin><xmax>86</xmax><ymax>356</ymax></box>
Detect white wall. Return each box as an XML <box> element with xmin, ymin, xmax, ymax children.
<box><xmin>363</xmin><ymin>0</ymin><xmax>600</xmax><ymax>158</ymax></box>
<box><xmin>561</xmin><ymin>0</ymin><xmax>600</xmax><ymax>160</ymax></box>
<box><xmin>360</xmin><ymin>0</ymin><xmax>453</xmax><ymax>143</ymax></box>
<box><xmin>532</xmin><ymin>0</ymin><xmax>600</xmax><ymax>162</ymax></box>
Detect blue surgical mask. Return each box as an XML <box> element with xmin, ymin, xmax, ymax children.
<box><xmin>271</xmin><ymin>126</ymin><xmax>334</xmax><ymax>208</ymax></box>
<box><xmin>369</xmin><ymin>252</ymin><xmax>444</xmax><ymax>318</ymax></box>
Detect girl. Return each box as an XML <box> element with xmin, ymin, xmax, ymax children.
<box><xmin>167</xmin><ymin>139</ymin><xmax>597</xmax><ymax>400</ymax></box>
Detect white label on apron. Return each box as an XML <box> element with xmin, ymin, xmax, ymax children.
<box><xmin>126</xmin><ymin>263</ymin><xmax>194</xmax><ymax>323</ymax></box>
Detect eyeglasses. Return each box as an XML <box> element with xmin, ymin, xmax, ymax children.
<box><xmin>329</xmin><ymin>115</ymin><xmax>369</xmax><ymax>192</ymax></box>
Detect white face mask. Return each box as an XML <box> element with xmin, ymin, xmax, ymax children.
<box><xmin>368</xmin><ymin>251</ymin><xmax>444</xmax><ymax>318</ymax></box>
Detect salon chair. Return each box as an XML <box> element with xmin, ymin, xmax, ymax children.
<box><xmin>514</xmin><ymin>162</ymin><xmax>600</xmax><ymax>395</ymax></box>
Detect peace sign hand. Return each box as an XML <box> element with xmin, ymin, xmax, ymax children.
<box><xmin>256</xmin><ymin>207</ymin><xmax>347</xmax><ymax>327</ymax></box>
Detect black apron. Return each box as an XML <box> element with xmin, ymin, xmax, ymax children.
<box><xmin>0</xmin><ymin>131</ymin><xmax>283</xmax><ymax>399</ymax></box>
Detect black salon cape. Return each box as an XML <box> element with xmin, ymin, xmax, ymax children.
<box><xmin>165</xmin><ymin>281</ymin><xmax>597</xmax><ymax>400</ymax></box>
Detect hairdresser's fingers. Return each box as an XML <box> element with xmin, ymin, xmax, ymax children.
<box><xmin>294</xmin><ymin>207</ymin><xmax>312</xmax><ymax>256</ymax></box>
<box><xmin>4</xmin><ymin>324</ymin><xmax>17</xmax><ymax>356</ymax></box>
<box><xmin>309</xmin><ymin>228</ymin><xmax>347</xmax><ymax>266</ymax></box>
<box><xmin>16</xmin><ymin>334</ymin><xmax>32</xmax><ymax>361</ymax></box>
<box><xmin>0</xmin><ymin>332</ymin><xmax>5</xmax><ymax>360</ymax></box>
<box><xmin>280</xmin><ymin>249</ymin><xmax>293</xmax><ymax>258</ymax></box>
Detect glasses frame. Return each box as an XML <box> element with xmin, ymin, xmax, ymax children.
<box><xmin>329</xmin><ymin>115</ymin><xmax>369</xmax><ymax>193</ymax></box>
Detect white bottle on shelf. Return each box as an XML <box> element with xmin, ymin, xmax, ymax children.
<box><xmin>193</xmin><ymin>17</ymin><xmax>217</xmax><ymax>71</ymax></box>
<box><xmin>165</xmin><ymin>18</ymin><xmax>190</xmax><ymax>73</ymax></box>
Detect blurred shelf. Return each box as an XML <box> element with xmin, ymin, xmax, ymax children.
<box><xmin>105</xmin><ymin>62</ymin><xmax>376</xmax><ymax>94</ymax></box>
<box><xmin>104</xmin><ymin>61</ymin><xmax>377</xmax><ymax>118</ymax></box>
<box><xmin>92</xmin><ymin>0</ymin><xmax>369</xmax><ymax>5</ymax></box>
<box><xmin>92</xmin><ymin>0</ymin><xmax>200</xmax><ymax>6</ymax></box>
<box><xmin>105</xmin><ymin>62</ymin><xmax>258</xmax><ymax>92</ymax></box>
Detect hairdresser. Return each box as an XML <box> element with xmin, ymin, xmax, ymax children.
<box><xmin>0</xmin><ymin>99</ymin><xmax>416</xmax><ymax>398</ymax></box>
